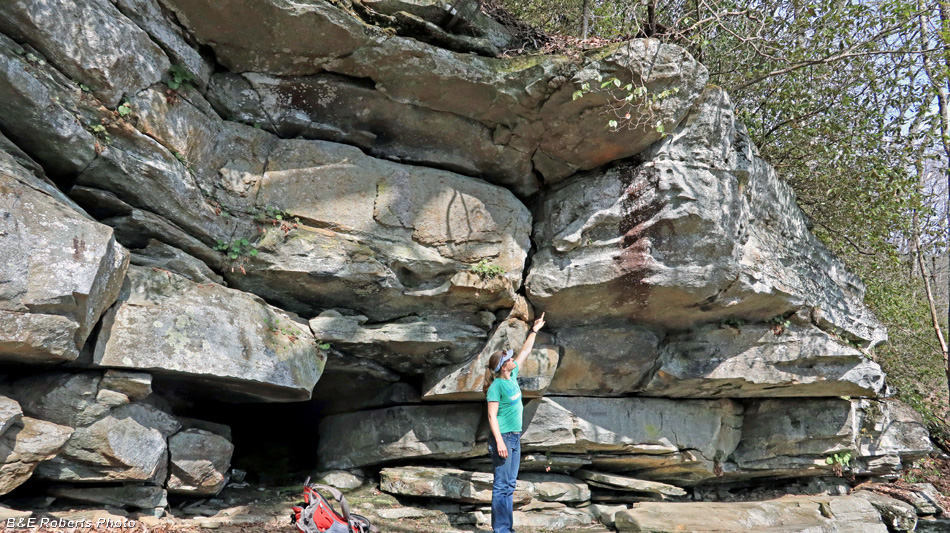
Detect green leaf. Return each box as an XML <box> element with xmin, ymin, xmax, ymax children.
<box><xmin>608</xmin><ymin>120</ymin><xmax>618</xmax><ymax>129</ymax></box>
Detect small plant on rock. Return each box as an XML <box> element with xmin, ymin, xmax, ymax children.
<box><xmin>117</xmin><ymin>101</ymin><xmax>132</xmax><ymax>117</ymax></box>
<box><xmin>825</xmin><ymin>451</ymin><xmax>852</xmax><ymax>477</ymax></box>
<box><xmin>167</xmin><ymin>64</ymin><xmax>194</xmax><ymax>90</ymax></box>
<box><xmin>171</xmin><ymin>150</ymin><xmax>196</xmax><ymax>175</ymax></box>
<box><xmin>572</xmin><ymin>73</ymin><xmax>680</xmax><ymax>134</ymax></box>
<box><xmin>720</xmin><ymin>317</ymin><xmax>745</xmax><ymax>330</ymax></box>
<box><xmin>23</xmin><ymin>51</ymin><xmax>46</xmax><ymax>66</ymax></box>
<box><xmin>254</xmin><ymin>205</ymin><xmax>299</xmax><ymax>235</ymax></box>
<box><xmin>768</xmin><ymin>314</ymin><xmax>792</xmax><ymax>335</ymax></box>
<box><xmin>87</xmin><ymin>122</ymin><xmax>111</xmax><ymax>153</ymax></box>
<box><xmin>470</xmin><ymin>259</ymin><xmax>505</xmax><ymax>280</ymax></box>
<box><xmin>165</xmin><ymin>64</ymin><xmax>194</xmax><ymax>104</ymax></box>
<box><xmin>214</xmin><ymin>238</ymin><xmax>258</xmax><ymax>274</ymax></box>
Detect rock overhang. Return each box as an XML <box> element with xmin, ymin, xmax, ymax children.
<box><xmin>0</xmin><ymin>0</ymin><xmax>927</xmax><ymax>514</ymax></box>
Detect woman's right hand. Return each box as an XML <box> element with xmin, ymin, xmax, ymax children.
<box><xmin>532</xmin><ymin>312</ymin><xmax>546</xmax><ymax>333</ymax></box>
<box><xmin>496</xmin><ymin>438</ymin><xmax>508</xmax><ymax>459</ymax></box>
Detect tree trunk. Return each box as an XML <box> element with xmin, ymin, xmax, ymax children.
<box><xmin>581</xmin><ymin>0</ymin><xmax>590</xmax><ymax>39</ymax></box>
<box><xmin>919</xmin><ymin>0</ymin><xmax>950</xmax><ymax>407</ymax></box>
<box><xmin>647</xmin><ymin>0</ymin><xmax>657</xmax><ymax>36</ymax></box>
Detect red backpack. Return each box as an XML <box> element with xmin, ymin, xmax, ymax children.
<box><xmin>290</xmin><ymin>479</ymin><xmax>378</xmax><ymax>533</ymax></box>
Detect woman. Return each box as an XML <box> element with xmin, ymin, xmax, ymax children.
<box><xmin>484</xmin><ymin>312</ymin><xmax>545</xmax><ymax>533</ymax></box>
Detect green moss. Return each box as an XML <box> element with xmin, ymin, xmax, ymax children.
<box><xmin>494</xmin><ymin>55</ymin><xmax>546</xmax><ymax>73</ymax></box>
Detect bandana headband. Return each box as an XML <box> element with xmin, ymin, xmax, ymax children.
<box><xmin>493</xmin><ymin>349</ymin><xmax>514</xmax><ymax>373</ymax></box>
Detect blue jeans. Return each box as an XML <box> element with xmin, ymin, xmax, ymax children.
<box><xmin>488</xmin><ymin>431</ymin><xmax>521</xmax><ymax>533</ymax></box>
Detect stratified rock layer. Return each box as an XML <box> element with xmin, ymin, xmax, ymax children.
<box><xmin>317</xmin><ymin>404</ymin><xmax>483</xmax><ymax>469</ymax></box>
<box><xmin>0</xmin><ymin>0</ymin><xmax>932</xmax><ymax>526</ymax></box>
<box><xmin>162</xmin><ymin>0</ymin><xmax>709</xmax><ymax>193</ymax></box>
<box><xmin>643</xmin><ymin>323</ymin><xmax>886</xmax><ymax>398</ymax></box>
<box><xmin>615</xmin><ymin>495</ymin><xmax>889</xmax><ymax>533</ymax></box>
<box><xmin>0</xmin><ymin>415</ymin><xmax>73</xmax><ymax>495</ymax></box>
<box><xmin>0</xmin><ymin>144</ymin><xmax>129</xmax><ymax>363</ymax></box>
<box><xmin>526</xmin><ymin>88</ymin><xmax>884</xmax><ymax>348</ymax></box>
<box><xmin>95</xmin><ymin>266</ymin><xmax>325</xmax><ymax>401</ymax></box>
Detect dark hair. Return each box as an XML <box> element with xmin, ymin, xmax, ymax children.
<box><xmin>483</xmin><ymin>350</ymin><xmax>508</xmax><ymax>393</ymax></box>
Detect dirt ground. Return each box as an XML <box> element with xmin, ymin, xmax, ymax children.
<box><xmin>6</xmin><ymin>454</ymin><xmax>949</xmax><ymax>533</ymax></box>
<box><xmin>3</xmin><ymin>482</ymin><xmax>595</xmax><ymax>533</ymax></box>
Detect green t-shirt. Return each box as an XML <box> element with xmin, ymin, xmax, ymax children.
<box><xmin>486</xmin><ymin>364</ymin><xmax>523</xmax><ymax>434</ymax></box>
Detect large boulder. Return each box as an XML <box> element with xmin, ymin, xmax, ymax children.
<box><xmin>853</xmin><ymin>399</ymin><xmax>932</xmax><ymax>475</ymax></box>
<box><xmin>49</xmin><ymin>485</ymin><xmax>168</xmax><ymax>513</ymax></box>
<box><xmin>360</xmin><ymin>0</ymin><xmax>519</xmax><ymax>54</ymax></box>
<box><xmin>547</xmin><ymin>324</ymin><xmax>660</xmax><ymax>396</ymax></box>
<box><xmin>227</xmin><ymin>139</ymin><xmax>531</xmax><ymax>319</ymax></box>
<box><xmin>422</xmin><ymin>310</ymin><xmax>560</xmax><ymax>401</ymax></box>
<box><xmin>112</xmin><ymin>0</ymin><xmax>212</xmax><ymax>89</ymax></box>
<box><xmin>78</xmin><ymin>82</ymin><xmax>533</xmax><ymax>322</ymax></box>
<box><xmin>730</xmin><ymin>398</ymin><xmax>931</xmax><ymax>480</ymax></box>
<box><xmin>308</xmin><ymin>310</ymin><xmax>489</xmax><ymax>375</ymax></box>
<box><xmin>380</xmin><ymin>466</ymin><xmax>533</xmax><ymax>504</ymax></box>
<box><xmin>0</xmin><ymin>416</ymin><xmax>73</xmax><ymax>495</ymax></box>
<box><xmin>0</xmin><ymin>0</ymin><xmax>169</xmax><ymax>108</ymax></box>
<box><xmin>573</xmin><ymin>470</ymin><xmax>686</xmax><ymax>497</ymax></box>
<box><xmin>520</xmin><ymin>397</ymin><xmax>742</xmax><ymax>485</ymax></box>
<box><xmin>642</xmin><ymin>323</ymin><xmax>886</xmax><ymax>398</ymax></box>
<box><xmin>519</xmin><ymin>472</ymin><xmax>591</xmax><ymax>503</ymax></box>
<box><xmin>10</xmin><ymin>373</ymin><xmax>113</xmax><ymax>428</ymax></box>
<box><xmin>167</xmin><ymin>428</ymin><xmax>233</xmax><ymax>496</ymax></box>
<box><xmin>526</xmin><ymin>87</ymin><xmax>884</xmax><ymax>347</ymax></box>
<box><xmin>853</xmin><ymin>491</ymin><xmax>918</xmax><ymax>532</ymax></box>
<box><xmin>0</xmin><ymin>146</ymin><xmax>129</xmax><ymax>363</ymax></box>
<box><xmin>94</xmin><ymin>266</ymin><xmax>325</xmax><ymax>401</ymax></box>
<box><xmin>36</xmin><ymin>402</ymin><xmax>179</xmax><ymax>484</ymax></box>
<box><xmin>615</xmin><ymin>495</ymin><xmax>889</xmax><ymax>533</ymax></box>
<box><xmin>163</xmin><ymin>0</ymin><xmax>708</xmax><ymax>192</ymax></box>
<box><xmin>0</xmin><ymin>396</ymin><xmax>22</xmax><ymax>437</ymax></box>
<box><xmin>317</xmin><ymin>404</ymin><xmax>483</xmax><ymax>469</ymax></box>
<box><xmin>0</xmin><ymin>35</ymin><xmax>97</xmax><ymax>178</ymax></box>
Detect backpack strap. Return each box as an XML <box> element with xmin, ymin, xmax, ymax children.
<box><xmin>308</xmin><ymin>484</ymin><xmax>353</xmax><ymax>525</ymax></box>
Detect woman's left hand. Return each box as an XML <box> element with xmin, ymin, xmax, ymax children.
<box><xmin>532</xmin><ymin>312</ymin><xmax>546</xmax><ymax>333</ymax></box>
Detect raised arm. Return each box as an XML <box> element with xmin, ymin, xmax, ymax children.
<box><xmin>513</xmin><ymin>312</ymin><xmax>545</xmax><ymax>370</ymax></box>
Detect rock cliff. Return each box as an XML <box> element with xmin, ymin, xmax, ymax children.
<box><xmin>0</xmin><ymin>0</ymin><xmax>937</xmax><ymax>529</ymax></box>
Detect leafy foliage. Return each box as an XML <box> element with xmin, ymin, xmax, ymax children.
<box><xmin>470</xmin><ymin>259</ymin><xmax>506</xmax><ymax>279</ymax></box>
<box><xmin>572</xmin><ymin>73</ymin><xmax>681</xmax><ymax>132</ymax></box>
<box><xmin>825</xmin><ymin>451</ymin><xmax>853</xmax><ymax>477</ymax></box>
<box><xmin>167</xmin><ymin>64</ymin><xmax>194</xmax><ymax>90</ymax></box>
<box><xmin>214</xmin><ymin>238</ymin><xmax>258</xmax><ymax>267</ymax></box>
